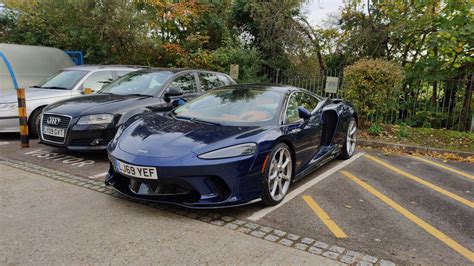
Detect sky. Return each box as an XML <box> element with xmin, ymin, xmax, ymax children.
<box><xmin>303</xmin><ymin>0</ymin><xmax>345</xmax><ymax>27</ymax></box>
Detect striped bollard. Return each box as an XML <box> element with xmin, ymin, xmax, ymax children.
<box><xmin>16</xmin><ymin>88</ymin><xmax>29</xmax><ymax>148</ymax></box>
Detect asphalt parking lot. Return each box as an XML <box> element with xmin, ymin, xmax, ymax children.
<box><xmin>1</xmin><ymin>133</ymin><xmax>473</xmax><ymax>265</ymax></box>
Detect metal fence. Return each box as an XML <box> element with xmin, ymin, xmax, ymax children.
<box><xmin>261</xmin><ymin>67</ymin><xmax>473</xmax><ymax>132</ymax></box>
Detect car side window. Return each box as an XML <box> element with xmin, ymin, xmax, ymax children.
<box><xmin>82</xmin><ymin>71</ymin><xmax>113</xmax><ymax>92</ymax></box>
<box><xmin>199</xmin><ymin>73</ymin><xmax>225</xmax><ymax>91</ymax></box>
<box><xmin>169</xmin><ymin>74</ymin><xmax>197</xmax><ymax>94</ymax></box>
<box><xmin>285</xmin><ymin>92</ymin><xmax>320</xmax><ymax>123</ymax></box>
<box><xmin>216</xmin><ymin>73</ymin><xmax>232</xmax><ymax>85</ymax></box>
<box><xmin>115</xmin><ymin>70</ymin><xmax>132</xmax><ymax>78</ymax></box>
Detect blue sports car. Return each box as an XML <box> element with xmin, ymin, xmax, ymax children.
<box><xmin>105</xmin><ymin>84</ymin><xmax>358</xmax><ymax>208</ymax></box>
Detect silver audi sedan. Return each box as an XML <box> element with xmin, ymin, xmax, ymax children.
<box><xmin>0</xmin><ymin>65</ymin><xmax>141</xmax><ymax>137</ymax></box>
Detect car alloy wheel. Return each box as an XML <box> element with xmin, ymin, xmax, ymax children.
<box><xmin>268</xmin><ymin>145</ymin><xmax>292</xmax><ymax>202</ymax></box>
<box><xmin>346</xmin><ymin>118</ymin><xmax>357</xmax><ymax>156</ymax></box>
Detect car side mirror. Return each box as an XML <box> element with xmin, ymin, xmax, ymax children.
<box><xmin>164</xmin><ymin>86</ymin><xmax>184</xmax><ymax>102</ymax></box>
<box><xmin>298</xmin><ymin>106</ymin><xmax>311</xmax><ymax>120</ymax></box>
<box><xmin>82</xmin><ymin>87</ymin><xmax>94</xmax><ymax>95</ymax></box>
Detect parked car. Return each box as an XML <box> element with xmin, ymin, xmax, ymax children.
<box><xmin>39</xmin><ymin>68</ymin><xmax>235</xmax><ymax>151</ymax></box>
<box><xmin>105</xmin><ymin>84</ymin><xmax>358</xmax><ymax>208</ymax></box>
<box><xmin>0</xmin><ymin>65</ymin><xmax>140</xmax><ymax>137</ymax></box>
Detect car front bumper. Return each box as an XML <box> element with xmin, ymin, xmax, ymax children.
<box><xmin>105</xmin><ymin>149</ymin><xmax>268</xmax><ymax>208</ymax></box>
<box><xmin>40</xmin><ymin>118</ymin><xmax>118</xmax><ymax>151</ymax></box>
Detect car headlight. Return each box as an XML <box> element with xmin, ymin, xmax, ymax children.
<box><xmin>77</xmin><ymin>114</ymin><xmax>114</xmax><ymax>125</ymax></box>
<box><xmin>0</xmin><ymin>103</ymin><xmax>17</xmax><ymax>111</ymax></box>
<box><xmin>198</xmin><ymin>143</ymin><xmax>257</xmax><ymax>159</ymax></box>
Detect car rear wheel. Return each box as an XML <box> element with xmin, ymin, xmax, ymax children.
<box><xmin>261</xmin><ymin>143</ymin><xmax>293</xmax><ymax>206</ymax></box>
<box><xmin>340</xmin><ymin>117</ymin><xmax>357</xmax><ymax>159</ymax></box>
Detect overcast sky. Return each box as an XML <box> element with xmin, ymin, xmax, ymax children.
<box><xmin>303</xmin><ymin>0</ymin><xmax>345</xmax><ymax>27</ymax></box>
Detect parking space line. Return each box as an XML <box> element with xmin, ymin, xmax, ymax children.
<box><xmin>302</xmin><ymin>195</ymin><xmax>347</xmax><ymax>238</ymax></box>
<box><xmin>341</xmin><ymin>171</ymin><xmax>474</xmax><ymax>262</ymax></box>
<box><xmin>247</xmin><ymin>152</ymin><xmax>365</xmax><ymax>221</ymax></box>
<box><xmin>409</xmin><ymin>155</ymin><xmax>474</xmax><ymax>180</ymax></box>
<box><xmin>89</xmin><ymin>172</ymin><xmax>108</xmax><ymax>179</ymax></box>
<box><xmin>365</xmin><ymin>154</ymin><xmax>474</xmax><ymax>208</ymax></box>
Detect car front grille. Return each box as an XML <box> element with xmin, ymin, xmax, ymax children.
<box><xmin>41</xmin><ymin>113</ymin><xmax>72</xmax><ymax>143</ymax></box>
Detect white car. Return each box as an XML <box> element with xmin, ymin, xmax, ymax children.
<box><xmin>0</xmin><ymin>65</ymin><xmax>141</xmax><ymax>137</ymax></box>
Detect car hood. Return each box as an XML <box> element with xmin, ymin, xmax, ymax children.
<box><xmin>118</xmin><ymin>113</ymin><xmax>259</xmax><ymax>158</ymax></box>
<box><xmin>44</xmin><ymin>93</ymin><xmax>156</xmax><ymax>117</ymax></box>
<box><xmin>0</xmin><ymin>88</ymin><xmax>71</xmax><ymax>103</ymax></box>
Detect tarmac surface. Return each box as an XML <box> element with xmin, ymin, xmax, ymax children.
<box><xmin>1</xmin><ymin>133</ymin><xmax>473</xmax><ymax>264</ymax></box>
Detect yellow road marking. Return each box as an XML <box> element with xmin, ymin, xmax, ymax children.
<box><xmin>409</xmin><ymin>155</ymin><xmax>474</xmax><ymax>180</ymax></box>
<box><xmin>302</xmin><ymin>195</ymin><xmax>347</xmax><ymax>238</ymax></box>
<box><xmin>365</xmin><ymin>154</ymin><xmax>474</xmax><ymax>208</ymax></box>
<box><xmin>341</xmin><ymin>171</ymin><xmax>474</xmax><ymax>262</ymax></box>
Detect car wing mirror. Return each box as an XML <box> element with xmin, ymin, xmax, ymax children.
<box><xmin>82</xmin><ymin>87</ymin><xmax>95</xmax><ymax>95</ymax></box>
<box><xmin>298</xmin><ymin>106</ymin><xmax>311</xmax><ymax>120</ymax></box>
<box><xmin>164</xmin><ymin>86</ymin><xmax>184</xmax><ymax>102</ymax></box>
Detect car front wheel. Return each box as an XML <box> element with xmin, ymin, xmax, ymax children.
<box><xmin>261</xmin><ymin>143</ymin><xmax>293</xmax><ymax>206</ymax></box>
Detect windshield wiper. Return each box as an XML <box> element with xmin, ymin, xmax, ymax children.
<box><xmin>41</xmin><ymin>86</ymin><xmax>69</xmax><ymax>90</ymax></box>
<box><xmin>126</xmin><ymin>93</ymin><xmax>153</xmax><ymax>97</ymax></box>
<box><xmin>174</xmin><ymin>115</ymin><xmax>221</xmax><ymax>126</ymax></box>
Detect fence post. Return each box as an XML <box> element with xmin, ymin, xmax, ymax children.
<box><xmin>275</xmin><ymin>69</ymin><xmax>280</xmax><ymax>84</ymax></box>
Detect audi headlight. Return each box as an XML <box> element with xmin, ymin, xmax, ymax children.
<box><xmin>198</xmin><ymin>143</ymin><xmax>257</xmax><ymax>159</ymax></box>
<box><xmin>77</xmin><ymin>114</ymin><xmax>114</xmax><ymax>125</ymax></box>
<box><xmin>0</xmin><ymin>103</ymin><xmax>17</xmax><ymax>111</ymax></box>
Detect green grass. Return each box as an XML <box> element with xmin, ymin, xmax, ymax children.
<box><xmin>360</xmin><ymin>124</ymin><xmax>474</xmax><ymax>153</ymax></box>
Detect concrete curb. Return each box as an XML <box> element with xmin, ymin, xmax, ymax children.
<box><xmin>358</xmin><ymin>139</ymin><xmax>474</xmax><ymax>158</ymax></box>
<box><xmin>0</xmin><ymin>156</ymin><xmax>396</xmax><ymax>266</ymax></box>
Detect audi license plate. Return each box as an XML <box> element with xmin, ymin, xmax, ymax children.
<box><xmin>43</xmin><ymin>126</ymin><xmax>65</xmax><ymax>137</ymax></box>
<box><xmin>116</xmin><ymin>160</ymin><xmax>158</xmax><ymax>180</ymax></box>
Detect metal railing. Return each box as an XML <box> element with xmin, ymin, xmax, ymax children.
<box><xmin>260</xmin><ymin>67</ymin><xmax>473</xmax><ymax>132</ymax></box>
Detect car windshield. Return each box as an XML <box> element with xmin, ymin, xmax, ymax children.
<box><xmin>38</xmin><ymin>70</ymin><xmax>88</xmax><ymax>90</ymax></box>
<box><xmin>174</xmin><ymin>87</ymin><xmax>284</xmax><ymax>126</ymax></box>
<box><xmin>99</xmin><ymin>71</ymin><xmax>173</xmax><ymax>96</ymax></box>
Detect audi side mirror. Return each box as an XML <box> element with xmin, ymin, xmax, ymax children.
<box><xmin>298</xmin><ymin>106</ymin><xmax>311</xmax><ymax>120</ymax></box>
<box><xmin>164</xmin><ymin>86</ymin><xmax>184</xmax><ymax>102</ymax></box>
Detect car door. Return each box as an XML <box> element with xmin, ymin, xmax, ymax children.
<box><xmin>284</xmin><ymin>91</ymin><xmax>322</xmax><ymax>174</ymax></box>
<box><xmin>167</xmin><ymin>72</ymin><xmax>200</xmax><ymax>102</ymax></box>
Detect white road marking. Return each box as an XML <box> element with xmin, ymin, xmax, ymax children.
<box><xmin>247</xmin><ymin>152</ymin><xmax>365</xmax><ymax>221</ymax></box>
<box><xmin>89</xmin><ymin>172</ymin><xmax>108</xmax><ymax>179</ymax></box>
<box><xmin>0</xmin><ymin>141</ymin><xmax>10</xmax><ymax>145</ymax></box>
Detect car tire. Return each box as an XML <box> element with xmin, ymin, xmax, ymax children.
<box><xmin>261</xmin><ymin>143</ymin><xmax>293</xmax><ymax>206</ymax></box>
<box><xmin>340</xmin><ymin>117</ymin><xmax>357</xmax><ymax>159</ymax></box>
<box><xmin>28</xmin><ymin>108</ymin><xmax>43</xmax><ymax>139</ymax></box>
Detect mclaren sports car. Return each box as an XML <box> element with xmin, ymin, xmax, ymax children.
<box><xmin>105</xmin><ymin>84</ymin><xmax>358</xmax><ymax>208</ymax></box>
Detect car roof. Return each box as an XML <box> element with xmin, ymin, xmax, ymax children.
<box><xmin>135</xmin><ymin>68</ymin><xmax>233</xmax><ymax>75</ymax></box>
<box><xmin>64</xmin><ymin>65</ymin><xmax>144</xmax><ymax>71</ymax></box>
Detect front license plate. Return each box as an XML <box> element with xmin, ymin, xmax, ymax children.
<box><xmin>43</xmin><ymin>126</ymin><xmax>65</xmax><ymax>137</ymax></box>
<box><xmin>116</xmin><ymin>160</ymin><xmax>158</xmax><ymax>180</ymax></box>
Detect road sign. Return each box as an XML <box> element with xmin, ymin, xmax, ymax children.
<box><xmin>230</xmin><ymin>64</ymin><xmax>239</xmax><ymax>80</ymax></box>
<box><xmin>325</xmin><ymin>76</ymin><xmax>338</xmax><ymax>94</ymax></box>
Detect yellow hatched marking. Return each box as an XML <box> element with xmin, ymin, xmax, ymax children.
<box><xmin>18</xmin><ymin>107</ymin><xmax>27</xmax><ymax>117</ymax></box>
<box><xmin>341</xmin><ymin>171</ymin><xmax>474</xmax><ymax>262</ymax></box>
<box><xmin>409</xmin><ymin>155</ymin><xmax>474</xmax><ymax>180</ymax></box>
<box><xmin>365</xmin><ymin>154</ymin><xmax>473</xmax><ymax>208</ymax></box>
<box><xmin>302</xmin><ymin>195</ymin><xmax>347</xmax><ymax>238</ymax></box>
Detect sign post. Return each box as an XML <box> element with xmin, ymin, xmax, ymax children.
<box><xmin>230</xmin><ymin>64</ymin><xmax>239</xmax><ymax>80</ymax></box>
<box><xmin>325</xmin><ymin>76</ymin><xmax>339</xmax><ymax>94</ymax></box>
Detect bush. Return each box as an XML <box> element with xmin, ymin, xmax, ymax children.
<box><xmin>344</xmin><ymin>59</ymin><xmax>404</xmax><ymax>124</ymax></box>
<box><xmin>367</xmin><ymin>122</ymin><xmax>383</xmax><ymax>136</ymax></box>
